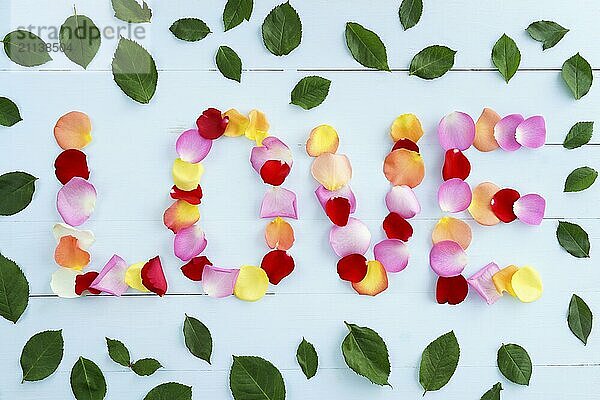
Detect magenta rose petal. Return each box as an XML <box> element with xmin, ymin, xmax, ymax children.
<box><xmin>513</xmin><ymin>193</ymin><xmax>546</xmax><ymax>225</ymax></box>
<box><xmin>385</xmin><ymin>185</ymin><xmax>421</xmax><ymax>219</ymax></box>
<box><xmin>438</xmin><ymin>178</ymin><xmax>472</xmax><ymax>213</ymax></box>
<box><xmin>56</xmin><ymin>177</ymin><xmax>97</xmax><ymax>227</ymax></box>
<box><xmin>89</xmin><ymin>254</ymin><xmax>129</xmax><ymax>296</ymax></box>
<box><xmin>515</xmin><ymin>116</ymin><xmax>546</xmax><ymax>149</ymax></box>
<box><xmin>174</xmin><ymin>225</ymin><xmax>207</xmax><ymax>261</ymax></box>
<box><xmin>202</xmin><ymin>265</ymin><xmax>239</xmax><ymax>298</ymax></box>
<box><xmin>374</xmin><ymin>239</ymin><xmax>409</xmax><ymax>273</ymax></box>
<box><xmin>329</xmin><ymin>217</ymin><xmax>371</xmax><ymax>257</ymax></box>
<box><xmin>438</xmin><ymin>111</ymin><xmax>476</xmax><ymax>151</ymax></box>
<box><xmin>250</xmin><ymin>136</ymin><xmax>293</xmax><ymax>174</ymax></box>
<box><xmin>494</xmin><ymin>114</ymin><xmax>524</xmax><ymax>151</ymax></box>
<box><xmin>176</xmin><ymin>129</ymin><xmax>212</xmax><ymax>163</ymax></box>
<box><xmin>429</xmin><ymin>240</ymin><xmax>468</xmax><ymax>277</ymax></box>
<box><xmin>467</xmin><ymin>262</ymin><xmax>502</xmax><ymax>305</ymax></box>
<box><xmin>259</xmin><ymin>187</ymin><xmax>298</xmax><ymax>219</ymax></box>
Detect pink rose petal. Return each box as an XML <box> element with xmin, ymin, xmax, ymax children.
<box><xmin>176</xmin><ymin>129</ymin><xmax>212</xmax><ymax>163</ymax></box>
<box><xmin>467</xmin><ymin>262</ymin><xmax>502</xmax><ymax>305</ymax></box>
<box><xmin>374</xmin><ymin>239</ymin><xmax>409</xmax><ymax>273</ymax></box>
<box><xmin>250</xmin><ymin>136</ymin><xmax>293</xmax><ymax>174</ymax></box>
<box><xmin>174</xmin><ymin>225</ymin><xmax>207</xmax><ymax>261</ymax></box>
<box><xmin>438</xmin><ymin>178</ymin><xmax>472</xmax><ymax>213</ymax></box>
<box><xmin>429</xmin><ymin>240</ymin><xmax>467</xmax><ymax>277</ymax></box>
<box><xmin>57</xmin><ymin>177</ymin><xmax>97</xmax><ymax>227</ymax></box>
<box><xmin>202</xmin><ymin>265</ymin><xmax>239</xmax><ymax>298</ymax></box>
<box><xmin>494</xmin><ymin>114</ymin><xmax>524</xmax><ymax>151</ymax></box>
<box><xmin>89</xmin><ymin>254</ymin><xmax>129</xmax><ymax>296</ymax></box>
<box><xmin>260</xmin><ymin>187</ymin><xmax>298</xmax><ymax>219</ymax></box>
<box><xmin>329</xmin><ymin>217</ymin><xmax>371</xmax><ymax>257</ymax></box>
<box><xmin>315</xmin><ymin>185</ymin><xmax>357</xmax><ymax>214</ymax></box>
<box><xmin>513</xmin><ymin>193</ymin><xmax>546</xmax><ymax>225</ymax></box>
<box><xmin>438</xmin><ymin>111</ymin><xmax>476</xmax><ymax>151</ymax></box>
<box><xmin>515</xmin><ymin>116</ymin><xmax>546</xmax><ymax>149</ymax></box>
<box><xmin>385</xmin><ymin>185</ymin><xmax>421</xmax><ymax>219</ymax></box>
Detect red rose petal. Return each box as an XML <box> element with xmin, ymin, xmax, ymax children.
<box><xmin>181</xmin><ymin>256</ymin><xmax>212</xmax><ymax>281</ymax></box>
<box><xmin>54</xmin><ymin>149</ymin><xmax>90</xmax><ymax>185</ymax></box>
<box><xmin>436</xmin><ymin>275</ymin><xmax>468</xmax><ymax>305</ymax></box>
<box><xmin>325</xmin><ymin>197</ymin><xmax>351</xmax><ymax>226</ymax></box>
<box><xmin>260</xmin><ymin>160</ymin><xmax>291</xmax><ymax>186</ymax></box>
<box><xmin>261</xmin><ymin>250</ymin><xmax>295</xmax><ymax>285</ymax></box>
<box><xmin>337</xmin><ymin>254</ymin><xmax>368</xmax><ymax>283</ymax></box>
<box><xmin>383</xmin><ymin>212</ymin><xmax>413</xmax><ymax>241</ymax></box>
<box><xmin>442</xmin><ymin>149</ymin><xmax>471</xmax><ymax>181</ymax></box>
<box><xmin>141</xmin><ymin>256</ymin><xmax>168</xmax><ymax>296</ymax></box>
<box><xmin>490</xmin><ymin>188</ymin><xmax>520</xmax><ymax>223</ymax></box>
<box><xmin>170</xmin><ymin>185</ymin><xmax>203</xmax><ymax>205</ymax></box>
<box><xmin>75</xmin><ymin>271</ymin><xmax>101</xmax><ymax>295</ymax></box>
<box><xmin>196</xmin><ymin>108</ymin><xmax>228</xmax><ymax>140</ymax></box>
<box><xmin>392</xmin><ymin>138</ymin><xmax>420</xmax><ymax>153</ymax></box>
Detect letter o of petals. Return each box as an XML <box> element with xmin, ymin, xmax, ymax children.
<box><xmin>429</xmin><ymin>240</ymin><xmax>468</xmax><ymax>277</ymax></box>
<box><xmin>311</xmin><ymin>153</ymin><xmax>352</xmax><ymax>191</ymax></box>
<box><xmin>57</xmin><ymin>177</ymin><xmax>97</xmax><ymax>227</ymax></box>
<box><xmin>437</xmin><ymin>178</ymin><xmax>472</xmax><ymax>213</ymax></box>
<box><xmin>383</xmin><ymin>149</ymin><xmax>425</xmax><ymax>188</ymax></box>
<box><xmin>329</xmin><ymin>217</ymin><xmax>371</xmax><ymax>257</ymax></box>
<box><xmin>438</xmin><ymin>111</ymin><xmax>476</xmax><ymax>151</ymax></box>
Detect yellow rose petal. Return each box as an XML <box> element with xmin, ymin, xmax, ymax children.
<box><xmin>492</xmin><ymin>265</ymin><xmax>518</xmax><ymax>297</ymax></box>
<box><xmin>511</xmin><ymin>266</ymin><xmax>543</xmax><ymax>303</ymax></box>
<box><xmin>245</xmin><ymin>109</ymin><xmax>269</xmax><ymax>142</ymax></box>
<box><xmin>224</xmin><ymin>109</ymin><xmax>249</xmax><ymax>137</ymax></box>
<box><xmin>125</xmin><ymin>262</ymin><xmax>150</xmax><ymax>292</ymax></box>
<box><xmin>172</xmin><ymin>158</ymin><xmax>204</xmax><ymax>191</ymax></box>
<box><xmin>306</xmin><ymin>124</ymin><xmax>340</xmax><ymax>157</ymax></box>
<box><xmin>390</xmin><ymin>113</ymin><xmax>424</xmax><ymax>143</ymax></box>
<box><xmin>352</xmin><ymin>260</ymin><xmax>388</xmax><ymax>296</ymax></box>
<box><xmin>234</xmin><ymin>265</ymin><xmax>269</xmax><ymax>302</ymax></box>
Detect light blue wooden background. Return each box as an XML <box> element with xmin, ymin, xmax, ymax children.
<box><xmin>1</xmin><ymin>0</ymin><xmax>599</xmax><ymax>399</ymax></box>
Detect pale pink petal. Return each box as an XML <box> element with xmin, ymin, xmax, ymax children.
<box><xmin>250</xmin><ymin>136</ymin><xmax>293</xmax><ymax>174</ymax></box>
<box><xmin>467</xmin><ymin>262</ymin><xmax>502</xmax><ymax>305</ymax></box>
<box><xmin>174</xmin><ymin>225</ymin><xmax>207</xmax><ymax>261</ymax></box>
<box><xmin>513</xmin><ymin>193</ymin><xmax>546</xmax><ymax>225</ymax></box>
<box><xmin>201</xmin><ymin>265</ymin><xmax>240</xmax><ymax>298</ymax></box>
<box><xmin>56</xmin><ymin>177</ymin><xmax>97</xmax><ymax>227</ymax></box>
<box><xmin>438</xmin><ymin>178</ymin><xmax>472</xmax><ymax>213</ymax></box>
<box><xmin>429</xmin><ymin>240</ymin><xmax>467</xmax><ymax>277</ymax></box>
<box><xmin>51</xmin><ymin>268</ymin><xmax>82</xmax><ymax>298</ymax></box>
<box><xmin>176</xmin><ymin>129</ymin><xmax>212</xmax><ymax>163</ymax></box>
<box><xmin>385</xmin><ymin>185</ymin><xmax>421</xmax><ymax>219</ymax></box>
<box><xmin>374</xmin><ymin>239</ymin><xmax>409</xmax><ymax>273</ymax></box>
<box><xmin>315</xmin><ymin>185</ymin><xmax>357</xmax><ymax>213</ymax></box>
<box><xmin>89</xmin><ymin>254</ymin><xmax>129</xmax><ymax>296</ymax></box>
<box><xmin>260</xmin><ymin>187</ymin><xmax>298</xmax><ymax>219</ymax></box>
<box><xmin>494</xmin><ymin>114</ymin><xmax>524</xmax><ymax>151</ymax></box>
<box><xmin>438</xmin><ymin>111</ymin><xmax>476</xmax><ymax>151</ymax></box>
<box><xmin>515</xmin><ymin>116</ymin><xmax>546</xmax><ymax>149</ymax></box>
<box><xmin>329</xmin><ymin>217</ymin><xmax>371</xmax><ymax>257</ymax></box>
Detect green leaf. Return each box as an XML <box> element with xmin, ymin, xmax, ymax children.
<box><xmin>2</xmin><ymin>30</ymin><xmax>52</xmax><ymax>67</ymax></box>
<box><xmin>229</xmin><ymin>356</ymin><xmax>286</xmax><ymax>400</ymax></box>
<box><xmin>345</xmin><ymin>22</ymin><xmax>389</xmax><ymax>71</ymax></box>
<box><xmin>111</xmin><ymin>37</ymin><xmax>158</xmax><ymax>104</ymax></box>
<box><xmin>562</xmin><ymin>53</ymin><xmax>593</xmax><ymax>100</ymax></box>
<box><xmin>131</xmin><ymin>358</ymin><xmax>162</xmax><ymax>376</ymax></box>
<box><xmin>341</xmin><ymin>321</ymin><xmax>390</xmax><ymax>386</ymax></box>
<box><xmin>216</xmin><ymin>46</ymin><xmax>242</xmax><ymax>82</ymax></box>
<box><xmin>0</xmin><ymin>253</ymin><xmax>29</xmax><ymax>324</ymax></box>
<box><xmin>106</xmin><ymin>338</ymin><xmax>131</xmax><ymax>367</ymax></box>
<box><xmin>20</xmin><ymin>330</ymin><xmax>64</xmax><ymax>382</ymax></box>
<box><xmin>497</xmin><ymin>343</ymin><xmax>532</xmax><ymax>386</ymax></box>
<box><xmin>262</xmin><ymin>2</ymin><xmax>302</xmax><ymax>56</ymax></box>
<box><xmin>399</xmin><ymin>0</ymin><xmax>423</xmax><ymax>30</ymax></box>
<box><xmin>60</xmin><ymin>11</ymin><xmax>101</xmax><ymax>69</ymax></box>
<box><xmin>409</xmin><ymin>45</ymin><xmax>456</xmax><ymax>79</ymax></box>
<box><xmin>111</xmin><ymin>0</ymin><xmax>152</xmax><ymax>23</ymax></box>
<box><xmin>144</xmin><ymin>382</ymin><xmax>192</xmax><ymax>400</ymax></box>
<box><xmin>290</xmin><ymin>76</ymin><xmax>331</xmax><ymax>110</ymax></box>
<box><xmin>223</xmin><ymin>0</ymin><xmax>253</xmax><ymax>31</ymax></box>
<box><xmin>170</xmin><ymin>18</ymin><xmax>211</xmax><ymax>42</ymax></box>
<box><xmin>557</xmin><ymin>221</ymin><xmax>591</xmax><ymax>258</ymax></box>
<box><xmin>568</xmin><ymin>294</ymin><xmax>593</xmax><ymax>345</ymax></box>
<box><xmin>492</xmin><ymin>34</ymin><xmax>521</xmax><ymax>83</ymax></box>
<box><xmin>564</xmin><ymin>166</ymin><xmax>598</xmax><ymax>192</ymax></box>
<box><xmin>480</xmin><ymin>382</ymin><xmax>503</xmax><ymax>400</ymax></box>
<box><xmin>0</xmin><ymin>97</ymin><xmax>22</xmax><ymax>127</ymax></box>
<box><xmin>70</xmin><ymin>357</ymin><xmax>107</xmax><ymax>400</ymax></box>
<box><xmin>0</xmin><ymin>171</ymin><xmax>37</xmax><ymax>216</ymax></box>
<box><xmin>526</xmin><ymin>20</ymin><xmax>569</xmax><ymax>50</ymax></box>
<box><xmin>563</xmin><ymin>121</ymin><xmax>593</xmax><ymax>149</ymax></box>
<box><xmin>183</xmin><ymin>314</ymin><xmax>212</xmax><ymax>364</ymax></box>
<box><xmin>296</xmin><ymin>338</ymin><xmax>318</xmax><ymax>379</ymax></box>
<box><xmin>419</xmin><ymin>331</ymin><xmax>460</xmax><ymax>393</ymax></box>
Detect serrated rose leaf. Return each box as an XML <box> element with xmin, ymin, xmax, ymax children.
<box><xmin>492</xmin><ymin>34</ymin><xmax>520</xmax><ymax>83</ymax></box>
<box><xmin>216</xmin><ymin>46</ymin><xmax>242</xmax><ymax>82</ymax></box>
<box><xmin>345</xmin><ymin>22</ymin><xmax>389</xmax><ymax>71</ymax></box>
<box><xmin>564</xmin><ymin>166</ymin><xmax>597</xmax><ymax>192</ymax></box>
<box><xmin>183</xmin><ymin>314</ymin><xmax>212</xmax><ymax>364</ymax></box>
<box><xmin>568</xmin><ymin>294</ymin><xmax>593</xmax><ymax>345</ymax></box>
<box><xmin>526</xmin><ymin>20</ymin><xmax>569</xmax><ymax>50</ymax></box>
<box><xmin>399</xmin><ymin>0</ymin><xmax>423</xmax><ymax>30</ymax></box>
<box><xmin>557</xmin><ymin>221</ymin><xmax>590</xmax><ymax>258</ymax></box>
<box><xmin>132</xmin><ymin>358</ymin><xmax>162</xmax><ymax>376</ymax></box>
<box><xmin>229</xmin><ymin>356</ymin><xmax>286</xmax><ymax>400</ymax></box>
<box><xmin>60</xmin><ymin>12</ymin><xmax>101</xmax><ymax>69</ymax></box>
<box><xmin>562</xmin><ymin>53</ymin><xmax>593</xmax><ymax>100</ymax></box>
<box><xmin>0</xmin><ymin>253</ymin><xmax>29</xmax><ymax>323</ymax></box>
<box><xmin>0</xmin><ymin>97</ymin><xmax>22</xmax><ymax>127</ymax></box>
<box><xmin>296</xmin><ymin>338</ymin><xmax>318</xmax><ymax>379</ymax></box>
<box><xmin>111</xmin><ymin>0</ymin><xmax>152</xmax><ymax>23</ymax></box>
<box><xmin>497</xmin><ymin>343</ymin><xmax>532</xmax><ymax>385</ymax></box>
<box><xmin>20</xmin><ymin>330</ymin><xmax>64</xmax><ymax>382</ymax></box>
<box><xmin>262</xmin><ymin>2</ymin><xmax>302</xmax><ymax>56</ymax></box>
<box><xmin>0</xmin><ymin>171</ymin><xmax>37</xmax><ymax>216</ymax></box>
<box><xmin>480</xmin><ymin>382</ymin><xmax>502</xmax><ymax>400</ymax></box>
<box><xmin>409</xmin><ymin>45</ymin><xmax>456</xmax><ymax>79</ymax></box>
<box><xmin>419</xmin><ymin>331</ymin><xmax>460</xmax><ymax>393</ymax></box>
<box><xmin>170</xmin><ymin>18</ymin><xmax>211</xmax><ymax>42</ymax></box>
<box><xmin>106</xmin><ymin>338</ymin><xmax>131</xmax><ymax>367</ymax></box>
<box><xmin>144</xmin><ymin>382</ymin><xmax>192</xmax><ymax>400</ymax></box>
<box><xmin>3</xmin><ymin>30</ymin><xmax>52</xmax><ymax>67</ymax></box>
<box><xmin>564</xmin><ymin>122</ymin><xmax>593</xmax><ymax>149</ymax></box>
<box><xmin>223</xmin><ymin>0</ymin><xmax>253</xmax><ymax>31</ymax></box>
<box><xmin>70</xmin><ymin>357</ymin><xmax>107</xmax><ymax>400</ymax></box>
<box><xmin>341</xmin><ymin>321</ymin><xmax>390</xmax><ymax>386</ymax></box>
<box><xmin>112</xmin><ymin>37</ymin><xmax>158</xmax><ymax>104</ymax></box>
<box><xmin>290</xmin><ymin>76</ymin><xmax>331</xmax><ymax>110</ymax></box>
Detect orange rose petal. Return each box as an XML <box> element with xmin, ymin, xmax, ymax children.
<box><xmin>474</xmin><ymin>108</ymin><xmax>501</xmax><ymax>152</ymax></box>
<box><xmin>163</xmin><ymin>200</ymin><xmax>200</xmax><ymax>233</ymax></box>
<box><xmin>352</xmin><ymin>260</ymin><xmax>388</xmax><ymax>296</ymax></box>
<box><xmin>54</xmin><ymin>235</ymin><xmax>90</xmax><ymax>270</ymax></box>
<box><xmin>383</xmin><ymin>149</ymin><xmax>425</xmax><ymax>188</ymax></box>
<box><xmin>390</xmin><ymin>113</ymin><xmax>424</xmax><ymax>143</ymax></box>
<box><xmin>224</xmin><ymin>109</ymin><xmax>249</xmax><ymax>137</ymax></box>
<box><xmin>468</xmin><ymin>182</ymin><xmax>501</xmax><ymax>226</ymax></box>
<box><xmin>311</xmin><ymin>153</ymin><xmax>352</xmax><ymax>191</ymax></box>
<box><xmin>54</xmin><ymin>111</ymin><xmax>92</xmax><ymax>150</ymax></box>
<box><xmin>432</xmin><ymin>216</ymin><xmax>472</xmax><ymax>250</ymax></box>
<box><xmin>265</xmin><ymin>217</ymin><xmax>295</xmax><ymax>250</ymax></box>
<box><xmin>492</xmin><ymin>265</ymin><xmax>518</xmax><ymax>297</ymax></box>
<box><xmin>306</xmin><ymin>124</ymin><xmax>339</xmax><ymax>157</ymax></box>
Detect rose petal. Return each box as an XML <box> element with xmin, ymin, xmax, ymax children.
<box><xmin>310</xmin><ymin>153</ymin><xmax>352</xmax><ymax>191</ymax></box>
<box><xmin>306</xmin><ymin>124</ymin><xmax>339</xmax><ymax>157</ymax></box>
<box><xmin>383</xmin><ymin>212</ymin><xmax>413</xmax><ymax>241</ymax></box>
<box><xmin>51</xmin><ymin>268</ymin><xmax>82</xmax><ymax>298</ymax></box>
<box><xmin>202</xmin><ymin>265</ymin><xmax>239</xmax><ymax>298</ymax></box>
<box><xmin>125</xmin><ymin>262</ymin><xmax>150</xmax><ymax>292</ymax></box>
<box><xmin>511</xmin><ymin>266</ymin><xmax>543</xmax><ymax>303</ymax></box>
<box><xmin>54</xmin><ymin>236</ymin><xmax>90</xmax><ymax>270</ymax></box>
<box><xmin>196</xmin><ymin>108</ymin><xmax>228</xmax><ymax>140</ymax></box>
<box><xmin>374</xmin><ymin>239</ymin><xmax>409</xmax><ymax>273</ymax></box>
<box><xmin>57</xmin><ymin>177</ymin><xmax>97</xmax><ymax>227</ymax></box>
<box><xmin>234</xmin><ymin>265</ymin><xmax>269</xmax><ymax>302</ymax></box>
<box><xmin>492</xmin><ymin>265</ymin><xmax>518</xmax><ymax>296</ymax></box>
<box><xmin>468</xmin><ymin>182</ymin><xmax>501</xmax><ymax>226</ymax></box>
<box><xmin>163</xmin><ymin>200</ymin><xmax>200</xmax><ymax>234</ymax></box>
<box><xmin>176</xmin><ymin>129</ymin><xmax>213</xmax><ymax>163</ymax></box>
<box><xmin>245</xmin><ymin>109</ymin><xmax>270</xmax><ymax>144</ymax></box>
<box><xmin>250</xmin><ymin>136</ymin><xmax>293</xmax><ymax>174</ymax></box>
<box><xmin>494</xmin><ymin>114</ymin><xmax>524</xmax><ymax>151</ymax></box>
<box><xmin>260</xmin><ymin>160</ymin><xmax>291</xmax><ymax>186</ymax></box>
<box><xmin>89</xmin><ymin>254</ymin><xmax>129</xmax><ymax>296</ymax></box>
<box><xmin>261</xmin><ymin>250</ymin><xmax>295</xmax><ymax>285</ymax></box>
<box><xmin>515</xmin><ymin>116</ymin><xmax>546</xmax><ymax>149</ymax></box>
<box><xmin>141</xmin><ymin>256</ymin><xmax>168</xmax><ymax>296</ymax></box>
<box><xmin>336</xmin><ymin>254</ymin><xmax>368</xmax><ymax>282</ymax></box>
<box><xmin>390</xmin><ymin>113</ymin><xmax>424</xmax><ymax>143</ymax></box>
<box><xmin>174</xmin><ymin>225</ymin><xmax>207</xmax><ymax>261</ymax></box>
<box><xmin>438</xmin><ymin>111</ymin><xmax>475</xmax><ymax>151</ymax></box>
<box><xmin>54</xmin><ymin>149</ymin><xmax>90</xmax><ymax>185</ymax></box>
<box><xmin>383</xmin><ymin>149</ymin><xmax>425</xmax><ymax>188</ymax></box>
<box><xmin>325</xmin><ymin>197</ymin><xmax>351</xmax><ymax>226</ymax></box>
<box><xmin>436</xmin><ymin>275</ymin><xmax>468</xmax><ymax>305</ymax></box>
<box><xmin>392</xmin><ymin>138</ymin><xmax>420</xmax><ymax>153</ymax></box>
<box><xmin>513</xmin><ymin>193</ymin><xmax>546</xmax><ymax>226</ymax></box>
<box><xmin>467</xmin><ymin>262</ymin><xmax>502</xmax><ymax>305</ymax></box>
<box><xmin>260</xmin><ymin>187</ymin><xmax>298</xmax><ymax>219</ymax></box>
<box><xmin>490</xmin><ymin>188</ymin><xmax>520</xmax><ymax>223</ymax></box>
<box><xmin>75</xmin><ymin>271</ymin><xmax>101</xmax><ymax>296</ymax></box>
<box><xmin>53</xmin><ymin>223</ymin><xmax>95</xmax><ymax>250</ymax></box>
<box><xmin>265</xmin><ymin>217</ymin><xmax>295</xmax><ymax>251</ymax></box>
<box><xmin>442</xmin><ymin>149</ymin><xmax>471</xmax><ymax>181</ymax></box>
<box><xmin>429</xmin><ymin>240</ymin><xmax>467</xmax><ymax>277</ymax></box>
<box><xmin>224</xmin><ymin>109</ymin><xmax>250</xmax><ymax>137</ymax></box>
<box><xmin>385</xmin><ymin>185</ymin><xmax>421</xmax><ymax>219</ymax></box>
<box><xmin>54</xmin><ymin>111</ymin><xmax>92</xmax><ymax>150</ymax></box>
<box><xmin>172</xmin><ymin>158</ymin><xmax>204</xmax><ymax>191</ymax></box>
<box><xmin>315</xmin><ymin>185</ymin><xmax>357</xmax><ymax>213</ymax></box>
<box><xmin>329</xmin><ymin>217</ymin><xmax>371</xmax><ymax>257</ymax></box>
<box><xmin>352</xmin><ymin>260</ymin><xmax>388</xmax><ymax>296</ymax></box>
<box><xmin>181</xmin><ymin>256</ymin><xmax>212</xmax><ymax>281</ymax></box>
<box><xmin>438</xmin><ymin>178</ymin><xmax>472</xmax><ymax>213</ymax></box>
<box><xmin>170</xmin><ymin>185</ymin><xmax>203</xmax><ymax>205</ymax></box>
<box><xmin>474</xmin><ymin>108</ymin><xmax>501</xmax><ymax>152</ymax></box>
<box><xmin>432</xmin><ymin>216</ymin><xmax>472</xmax><ymax>250</ymax></box>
